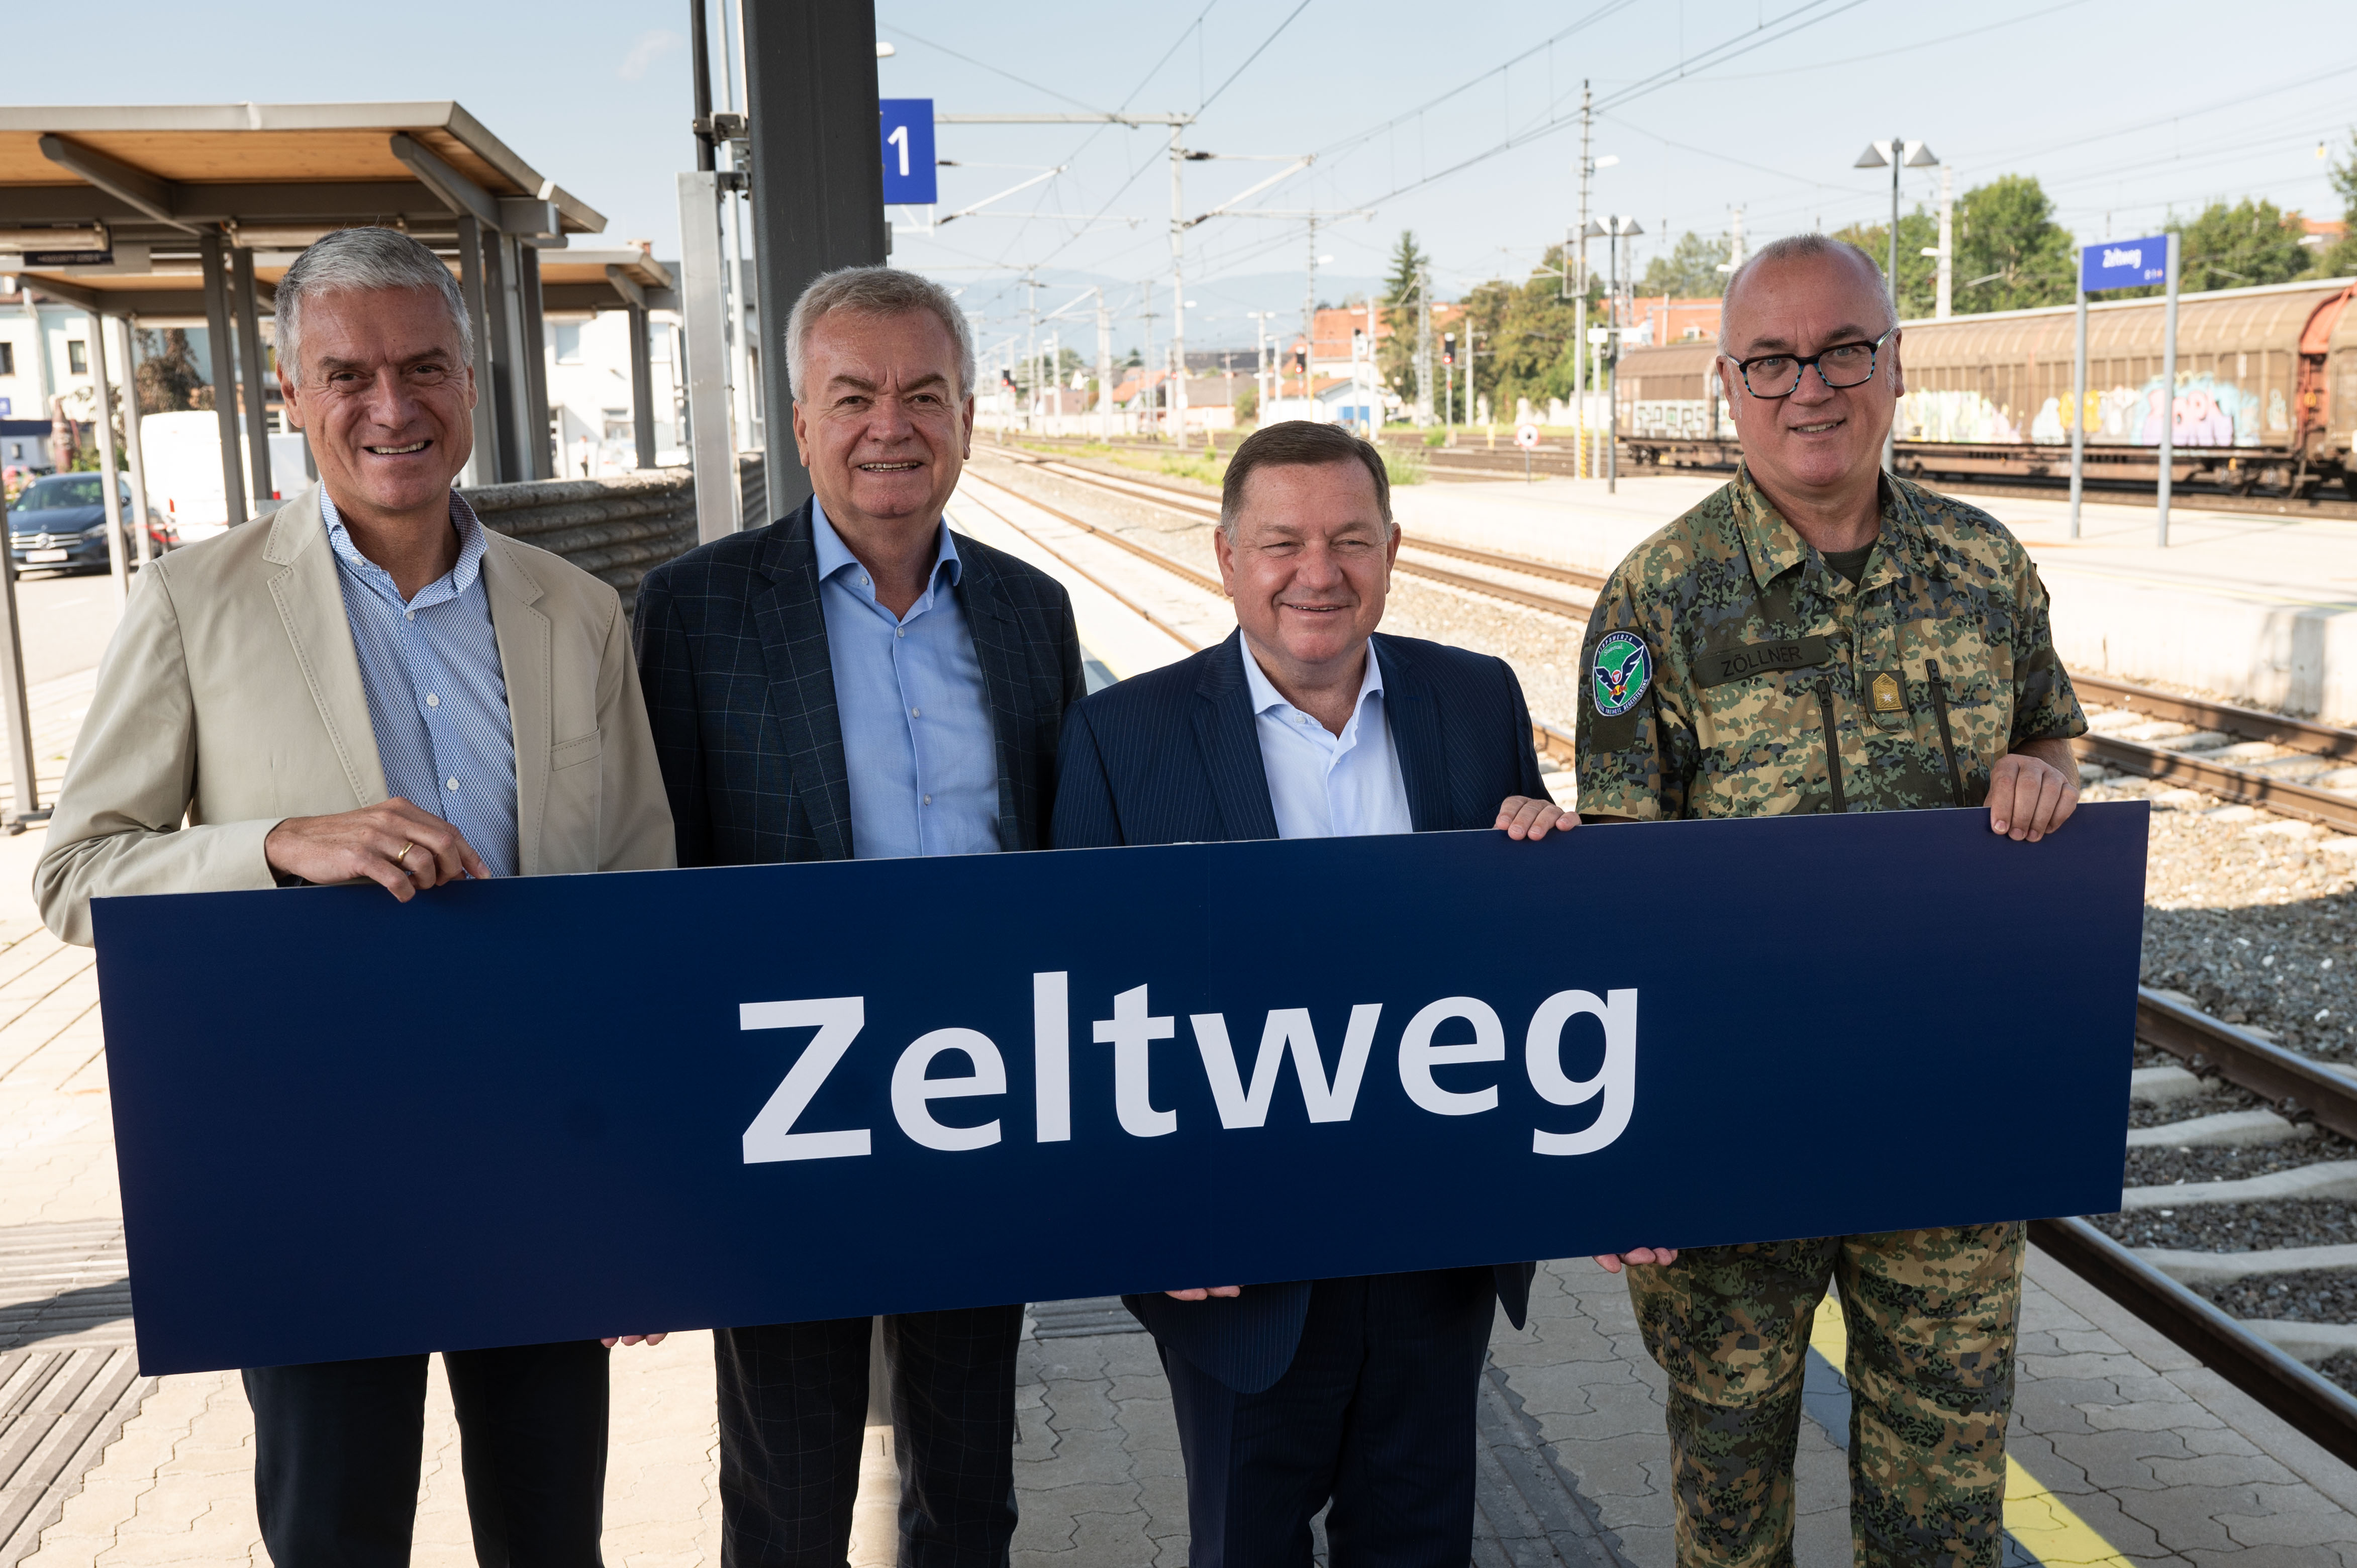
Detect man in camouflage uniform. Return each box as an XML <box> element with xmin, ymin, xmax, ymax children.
<box><xmin>1576</xmin><ymin>234</ymin><xmax>2087</xmax><ymax>1568</ymax></box>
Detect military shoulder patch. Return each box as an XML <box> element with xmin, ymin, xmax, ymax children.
<box><xmin>1591</xmin><ymin>631</ymin><xmax>1653</xmax><ymax>718</ymax></box>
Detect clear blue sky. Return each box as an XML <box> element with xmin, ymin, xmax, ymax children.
<box><xmin>47</xmin><ymin>1</ymin><xmax>2357</xmax><ymax>352</ymax></box>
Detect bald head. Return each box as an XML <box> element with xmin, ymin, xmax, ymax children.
<box><xmin>1719</xmin><ymin>235</ymin><xmax>1894</xmax><ymax>354</ymax></box>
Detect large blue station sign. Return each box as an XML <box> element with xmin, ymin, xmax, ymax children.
<box><xmin>92</xmin><ymin>806</ymin><xmax>2147</xmax><ymax>1375</ymax></box>
<box><xmin>879</xmin><ymin>97</ymin><xmax>937</xmax><ymax>205</ymax></box>
<box><xmin>2081</xmin><ymin>237</ymin><xmax>2169</xmax><ymax>293</ymax></box>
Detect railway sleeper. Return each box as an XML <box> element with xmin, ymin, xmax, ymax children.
<box><xmin>2120</xmin><ymin>1158</ymin><xmax>2357</xmax><ymax>1208</ymax></box>
<box><xmin>2125</xmin><ymin>1108</ymin><xmax>2311</xmax><ymax>1149</ymax></box>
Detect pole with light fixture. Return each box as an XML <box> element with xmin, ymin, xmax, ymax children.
<box><xmin>1853</xmin><ymin>136</ymin><xmax>1937</xmax><ymax>472</ymax></box>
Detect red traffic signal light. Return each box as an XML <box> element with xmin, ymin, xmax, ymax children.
<box><xmin>1442</xmin><ymin>332</ymin><xmax>1456</xmax><ymax>367</ymax></box>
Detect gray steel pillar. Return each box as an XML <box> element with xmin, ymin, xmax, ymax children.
<box><xmin>741</xmin><ymin>0</ymin><xmax>888</xmax><ymax>517</ymax></box>
<box><xmin>0</xmin><ymin>544</ymin><xmax>39</xmax><ymax>827</ymax></box>
<box><xmin>2068</xmin><ymin>287</ymin><xmax>2088</xmax><ymax>540</ymax></box>
<box><xmin>679</xmin><ymin>171</ymin><xmax>741</xmax><ymax>542</ymax></box>
<box><xmin>629</xmin><ymin>302</ymin><xmax>657</xmax><ymax>469</ymax></box>
<box><xmin>119</xmin><ymin>316</ymin><xmax>156</xmax><ymax>565</ymax></box>
<box><xmin>89</xmin><ymin>313</ymin><xmax>129</xmax><ymax>613</ymax></box>
<box><xmin>481</xmin><ymin>233</ymin><xmax>525</xmax><ymax>483</ymax></box>
<box><xmin>456</xmin><ymin>213</ymin><xmax>501</xmax><ymax>487</ymax></box>
<box><xmin>231</xmin><ymin>246</ymin><xmax>273</xmax><ymax>504</ymax></box>
<box><xmin>199</xmin><ymin>232</ymin><xmax>248</xmax><ymax>527</ymax></box>
<box><xmin>518</xmin><ymin>246</ymin><xmax>554</xmax><ymax>480</ymax></box>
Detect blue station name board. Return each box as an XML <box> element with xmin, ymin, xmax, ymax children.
<box><xmin>2082</xmin><ymin>237</ymin><xmax>2170</xmax><ymax>293</ymax></box>
<box><xmin>93</xmin><ymin>805</ymin><xmax>2148</xmax><ymax>1375</ymax></box>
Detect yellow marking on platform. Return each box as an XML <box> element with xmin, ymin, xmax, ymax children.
<box><xmin>1810</xmin><ymin>1297</ymin><xmax>2135</xmax><ymax>1567</ymax></box>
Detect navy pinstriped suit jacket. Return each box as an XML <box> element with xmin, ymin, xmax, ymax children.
<box><xmin>1052</xmin><ymin>628</ymin><xmax>1546</xmax><ymax>1394</ymax></box>
<box><xmin>632</xmin><ymin>497</ymin><xmax>1085</xmax><ymax>867</ymax></box>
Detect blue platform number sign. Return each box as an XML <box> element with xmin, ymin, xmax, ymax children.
<box><xmin>879</xmin><ymin>99</ymin><xmax>937</xmax><ymax>206</ymax></box>
<box><xmin>2081</xmin><ymin>237</ymin><xmax>2169</xmax><ymax>293</ymax></box>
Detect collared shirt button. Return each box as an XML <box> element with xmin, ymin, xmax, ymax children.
<box><xmin>896</xmin><ymin>626</ymin><xmax>905</xmax><ymax>638</ymax></box>
<box><xmin>426</xmin><ymin>694</ymin><xmax>440</xmax><ymax>708</ymax></box>
<box><xmin>923</xmin><ymin>794</ymin><xmax>932</xmax><ymax>805</ymax></box>
<box><xmin>405</xmin><ymin>610</ymin><xmax>416</xmax><ymax>621</ymax></box>
<box><xmin>910</xmin><ymin>707</ymin><xmax>921</xmax><ymax>718</ymax></box>
<box><xmin>446</xmin><ymin>776</ymin><xmax>460</xmax><ymax>792</ymax></box>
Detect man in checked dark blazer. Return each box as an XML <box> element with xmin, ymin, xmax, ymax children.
<box><xmin>1051</xmin><ymin>421</ymin><xmax>1633</xmax><ymax>1567</ymax></box>
<box><xmin>633</xmin><ymin>266</ymin><xmax>1083</xmax><ymax>1567</ymax></box>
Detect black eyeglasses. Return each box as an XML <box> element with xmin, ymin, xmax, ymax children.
<box><xmin>1726</xmin><ymin>328</ymin><xmax>1894</xmax><ymax>399</ymax></box>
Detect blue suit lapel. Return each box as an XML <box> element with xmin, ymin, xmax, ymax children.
<box><xmin>753</xmin><ymin>502</ymin><xmax>855</xmax><ymax>862</ymax></box>
<box><xmin>1192</xmin><ymin>633</ymin><xmax>1280</xmax><ymax>841</ymax></box>
<box><xmin>1374</xmin><ymin>635</ymin><xmax>1451</xmax><ymax>833</ymax></box>
<box><xmin>953</xmin><ymin>542</ymin><xmax>1029</xmax><ymax>853</ymax></box>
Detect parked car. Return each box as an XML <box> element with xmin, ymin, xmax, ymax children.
<box><xmin>6</xmin><ymin>473</ymin><xmax>172</xmax><ymax>575</ymax></box>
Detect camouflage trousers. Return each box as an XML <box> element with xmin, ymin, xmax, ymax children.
<box><xmin>1627</xmin><ymin>1224</ymin><xmax>2024</xmax><ymax>1568</ymax></box>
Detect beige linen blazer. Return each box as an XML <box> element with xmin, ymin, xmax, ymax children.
<box><xmin>36</xmin><ymin>486</ymin><xmax>675</xmax><ymax>946</ymax></box>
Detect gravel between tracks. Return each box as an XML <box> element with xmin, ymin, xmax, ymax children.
<box><xmin>2123</xmin><ymin>1133</ymin><xmax>2357</xmax><ymax>1187</ymax></box>
<box><xmin>2089</xmin><ymin>1199</ymin><xmax>2357</xmax><ymax>1252</ymax></box>
<box><xmin>2094</xmin><ymin>773</ymin><xmax>2357</xmax><ymax>1060</ymax></box>
<box><xmin>2197</xmin><ymin>1267</ymin><xmax>2357</xmax><ymax>1325</ymax></box>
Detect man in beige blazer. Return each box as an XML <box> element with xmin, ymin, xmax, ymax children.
<box><xmin>37</xmin><ymin>227</ymin><xmax>672</xmax><ymax>1567</ymax></box>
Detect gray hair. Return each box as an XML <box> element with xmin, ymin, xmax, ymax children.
<box><xmin>277</xmin><ymin>227</ymin><xmax>472</xmax><ymax>384</ymax></box>
<box><xmin>1718</xmin><ymin>233</ymin><xmax>1895</xmax><ymax>347</ymax></box>
<box><xmin>786</xmin><ymin>265</ymin><xmax>975</xmax><ymax>403</ymax></box>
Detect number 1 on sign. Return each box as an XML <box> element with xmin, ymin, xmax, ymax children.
<box><xmin>887</xmin><ymin>123</ymin><xmax>910</xmax><ymax>178</ymax></box>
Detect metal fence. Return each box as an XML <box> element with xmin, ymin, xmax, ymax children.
<box><xmin>457</xmin><ymin>468</ymin><xmax>699</xmax><ymax>619</ymax></box>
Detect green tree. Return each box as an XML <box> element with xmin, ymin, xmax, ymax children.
<box><xmin>2103</xmin><ymin>197</ymin><xmax>2314</xmax><ymax>299</ymax></box>
<box><xmin>1948</xmin><ymin>174</ymin><xmax>2074</xmax><ymax>312</ymax></box>
<box><xmin>1457</xmin><ymin>243</ymin><xmax>1599</xmax><ymax>422</ymax></box>
<box><xmin>1831</xmin><ymin>209</ymin><xmax>1940</xmax><ymax>319</ymax></box>
<box><xmin>1639</xmin><ymin>231</ymin><xmax>1736</xmax><ymax>299</ymax></box>
<box><xmin>2174</xmin><ymin>199</ymin><xmax>2312</xmax><ymax>290</ymax></box>
<box><xmin>2321</xmin><ymin>131</ymin><xmax>2357</xmax><ymax>276</ymax></box>
<box><xmin>1377</xmin><ymin>230</ymin><xmax>1432</xmax><ymax>411</ymax></box>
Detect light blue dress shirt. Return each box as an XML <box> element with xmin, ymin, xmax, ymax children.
<box><xmin>1240</xmin><ymin>639</ymin><xmax>1413</xmax><ymax>840</ymax></box>
<box><xmin>812</xmin><ymin>497</ymin><xmax>1001</xmax><ymax>860</ymax></box>
<box><xmin>320</xmin><ymin>487</ymin><xmax>519</xmax><ymax>878</ymax></box>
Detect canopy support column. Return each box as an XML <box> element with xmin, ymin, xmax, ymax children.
<box><xmin>199</xmin><ymin>232</ymin><xmax>247</xmax><ymax>527</ymax></box>
<box><xmin>231</xmin><ymin>245</ymin><xmax>273</xmax><ymax>506</ymax></box>
<box><xmin>455</xmin><ymin>213</ymin><xmax>500</xmax><ymax>488</ymax></box>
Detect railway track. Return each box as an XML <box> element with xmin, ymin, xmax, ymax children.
<box><xmin>2051</xmin><ymin>990</ymin><xmax>2357</xmax><ymax>1467</ymax></box>
<box><xmin>1003</xmin><ymin>433</ymin><xmax>2357</xmax><ymax>521</ymax></box>
<box><xmin>972</xmin><ymin>449</ymin><xmax>2357</xmax><ymax>1464</ymax></box>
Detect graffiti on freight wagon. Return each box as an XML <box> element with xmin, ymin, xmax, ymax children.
<box><xmin>1896</xmin><ymin>372</ymin><xmax>2291</xmax><ymax>448</ymax></box>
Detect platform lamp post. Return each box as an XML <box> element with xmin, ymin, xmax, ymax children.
<box><xmin>1853</xmin><ymin>137</ymin><xmax>1938</xmax><ymax>473</ymax></box>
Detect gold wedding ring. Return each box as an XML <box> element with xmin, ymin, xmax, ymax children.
<box><xmin>395</xmin><ymin>842</ymin><xmax>415</xmax><ymax>867</ymax></box>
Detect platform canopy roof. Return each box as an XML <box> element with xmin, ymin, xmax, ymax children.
<box><xmin>0</xmin><ymin>103</ymin><xmax>672</xmax><ymax>319</ymax></box>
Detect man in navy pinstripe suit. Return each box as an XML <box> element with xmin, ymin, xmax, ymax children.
<box><xmin>1051</xmin><ymin>422</ymin><xmax>1633</xmax><ymax>1567</ymax></box>
<box><xmin>634</xmin><ymin>267</ymin><xmax>1083</xmax><ymax>1568</ymax></box>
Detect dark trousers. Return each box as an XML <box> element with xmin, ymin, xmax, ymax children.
<box><xmin>243</xmin><ymin>1340</ymin><xmax>611</xmax><ymax>1568</ymax></box>
<box><xmin>1160</xmin><ymin>1267</ymin><xmax>1497</xmax><ymax>1568</ymax></box>
<box><xmin>715</xmin><ymin>1304</ymin><xmax>1024</xmax><ymax>1568</ymax></box>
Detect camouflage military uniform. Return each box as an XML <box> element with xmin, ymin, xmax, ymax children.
<box><xmin>1575</xmin><ymin>466</ymin><xmax>2087</xmax><ymax>1568</ymax></box>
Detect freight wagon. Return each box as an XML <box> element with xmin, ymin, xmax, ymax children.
<box><xmin>1612</xmin><ymin>276</ymin><xmax>2357</xmax><ymax>498</ymax></box>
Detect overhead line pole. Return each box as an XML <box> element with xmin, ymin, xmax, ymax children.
<box><xmin>1576</xmin><ymin>82</ymin><xmax>1590</xmax><ymax>479</ymax></box>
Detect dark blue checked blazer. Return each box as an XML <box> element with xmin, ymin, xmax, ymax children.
<box><xmin>632</xmin><ymin>496</ymin><xmax>1085</xmax><ymax>867</ymax></box>
<box><xmin>1052</xmin><ymin>628</ymin><xmax>1545</xmax><ymax>1394</ymax></box>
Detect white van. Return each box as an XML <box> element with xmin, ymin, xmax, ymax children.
<box><xmin>140</xmin><ymin>413</ymin><xmax>312</xmax><ymax>543</ymax></box>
